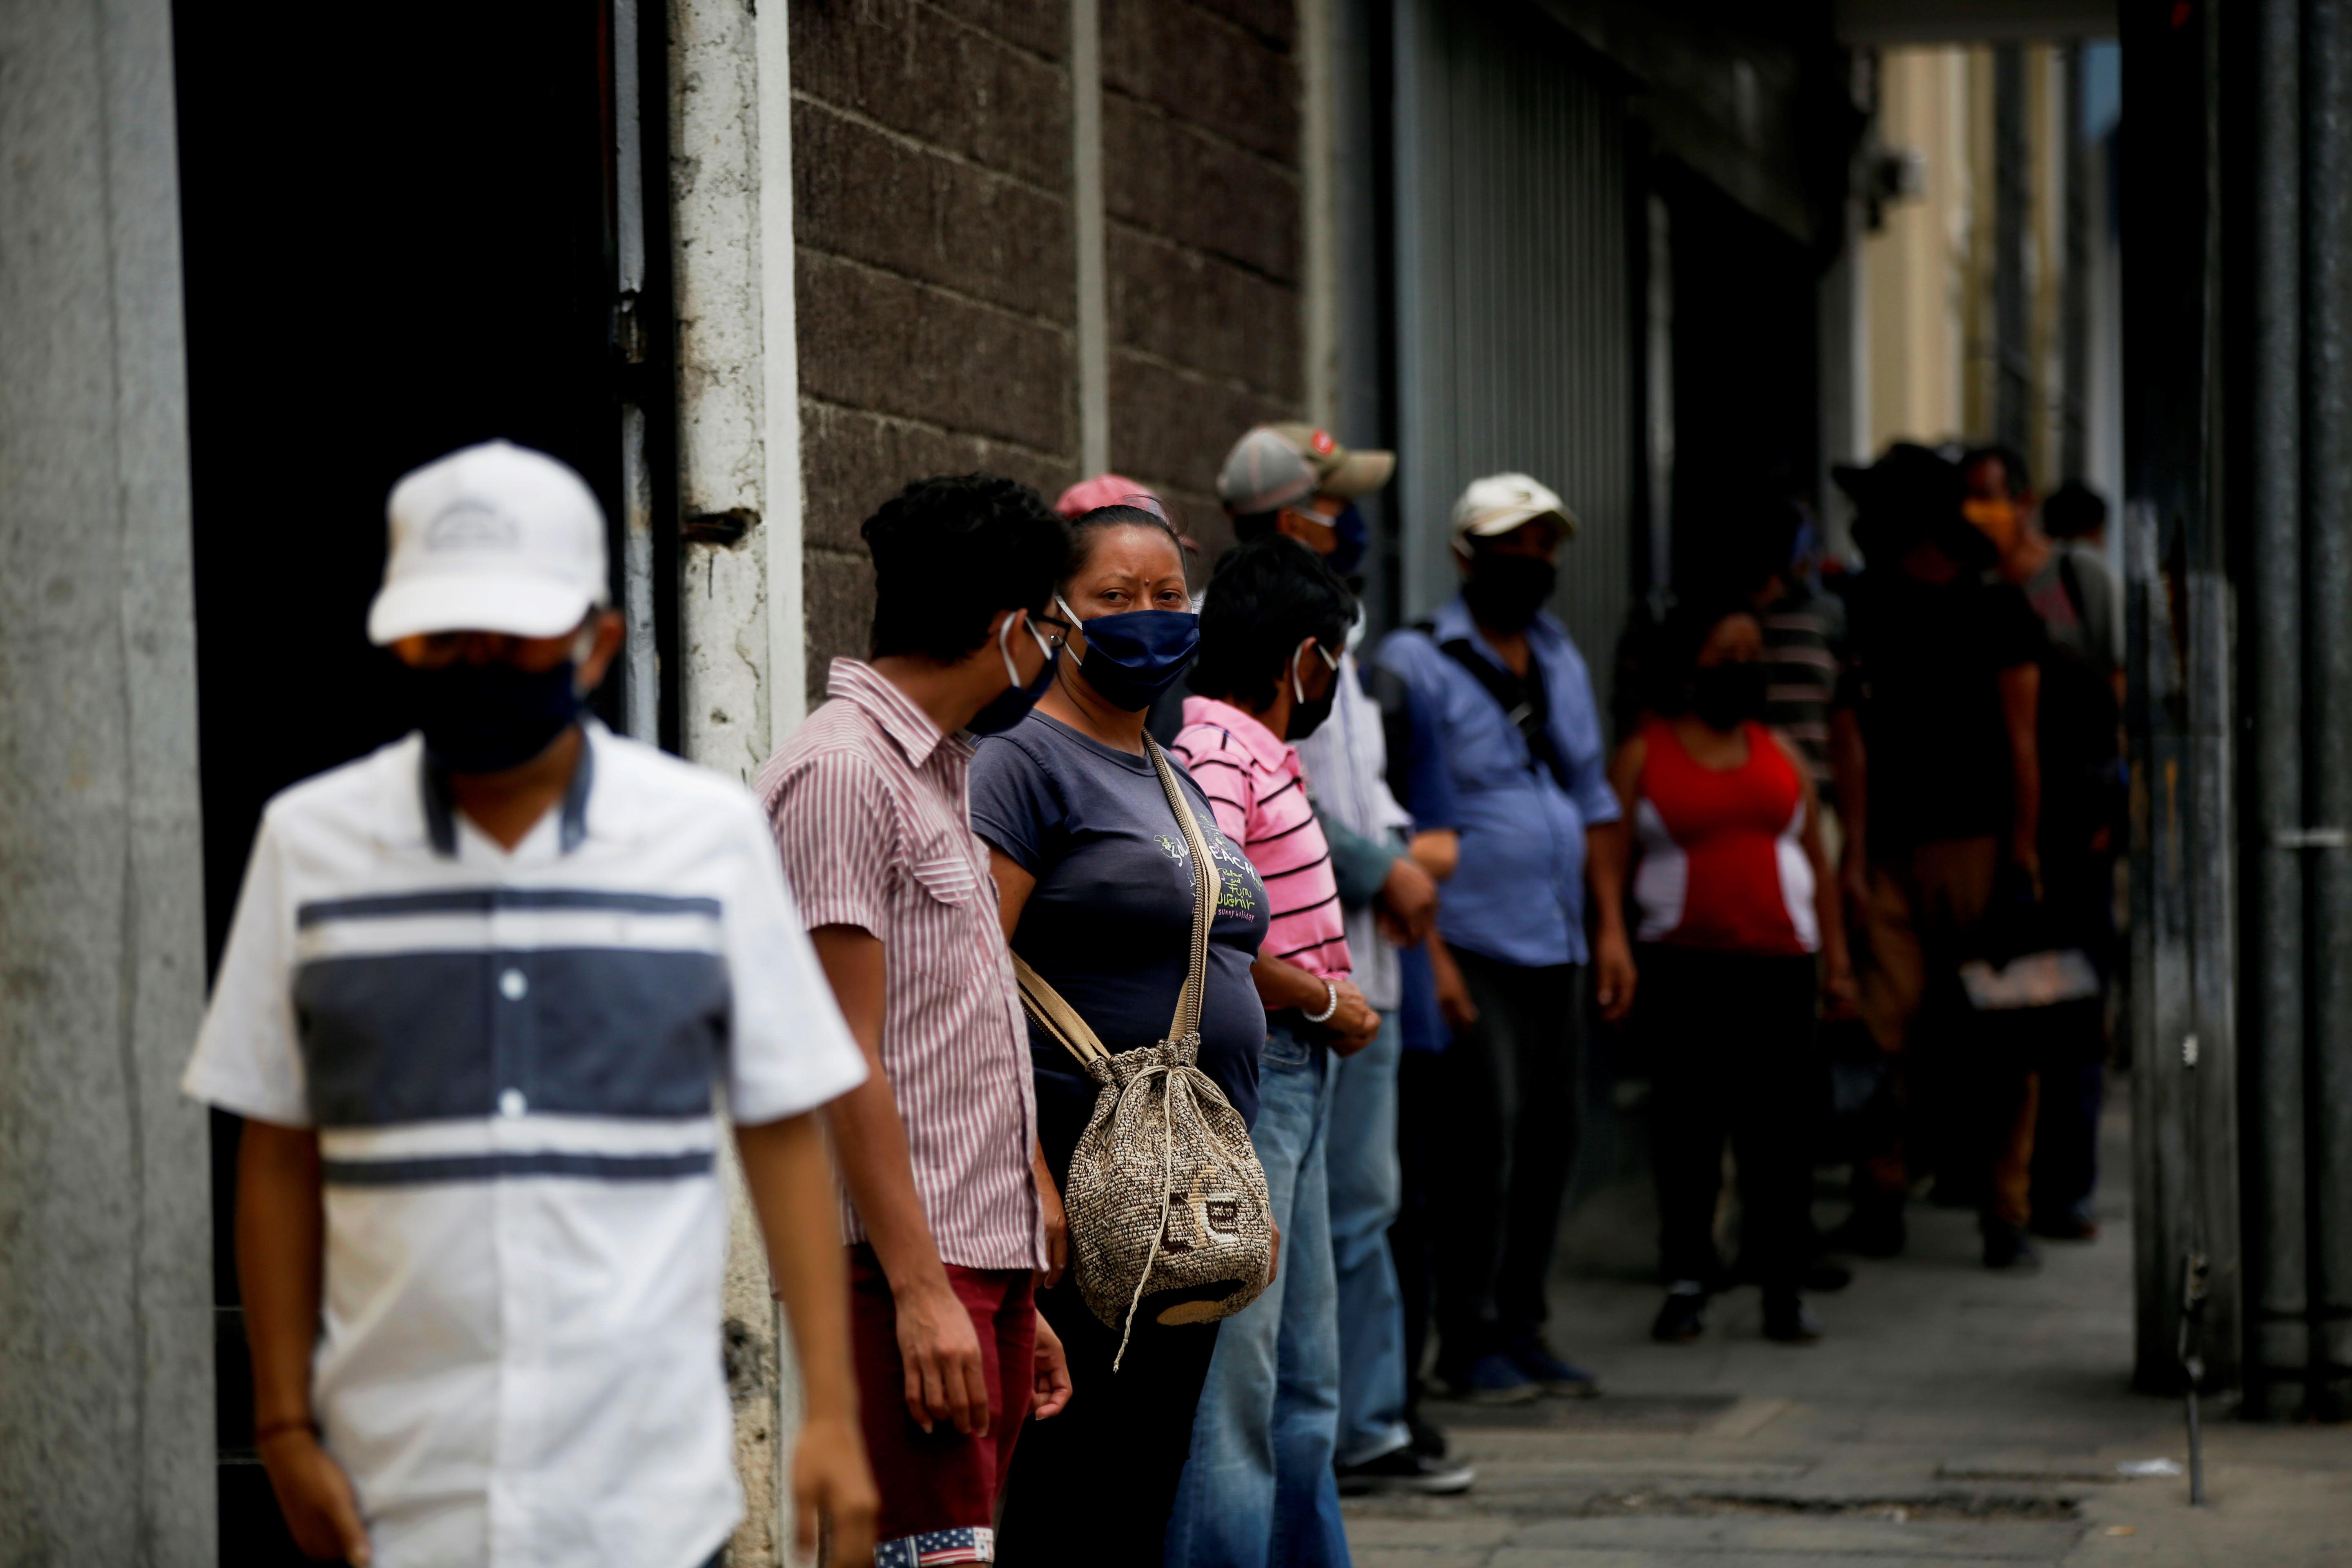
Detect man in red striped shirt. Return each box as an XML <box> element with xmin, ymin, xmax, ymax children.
<box><xmin>1166</xmin><ymin>537</ymin><xmax>1380</xmax><ymax>1568</ymax></box>
<box><xmin>756</xmin><ymin>476</ymin><xmax>1076</xmax><ymax>1568</ymax></box>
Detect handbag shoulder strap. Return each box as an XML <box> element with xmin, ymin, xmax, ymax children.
<box><xmin>1145</xmin><ymin>735</ymin><xmax>1221</xmax><ymax>1046</ymax></box>
<box><xmin>1012</xmin><ymin>954</ymin><xmax>1110</xmax><ymax>1068</ymax></box>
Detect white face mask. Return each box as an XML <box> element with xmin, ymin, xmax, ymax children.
<box><xmin>1345</xmin><ymin>605</ymin><xmax>1368</xmax><ymax>654</ymax></box>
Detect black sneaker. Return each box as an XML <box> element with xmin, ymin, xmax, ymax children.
<box><xmin>1762</xmin><ymin>1292</ymin><xmax>1822</xmax><ymax>1344</ymax></box>
<box><xmin>1407</xmin><ymin>1413</ymin><xmax>1450</xmax><ymax>1459</ymax></box>
<box><xmin>2029</xmin><ymin>1209</ymin><xmax>2100</xmax><ymax>1242</ymax></box>
<box><xmin>1823</xmin><ymin>1207</ymin><xmax>1907</xmax><ymax>1258</ymax></box>
<box><xmin>1335</xmin><ymin>1444</ymin><xmax>1476</xmax><ymax>1497</ymax></box>
<box><xmin>1651</xmin><ymin>1287</ymin><xmax>1708</xmax><ymax>1344</ymax></box>
<box><xmin>1802</xmin><ymin>1259</ymin><xmax>1855</xmax><ymax>1293</ymax></box>
<box><xmin>1434</xmin><ymin>1350</ymin><xmax>1542</xmax><ymax>1405</ymax></box>
<box><xmin>1982</xmin><ymin>1221</ymin><xmax>2042</xmax><ymax>1272</ymax></box>
<box><xmin>1506</xmin><ymin>1336</ymin><xmax>1602</xmax><ymax>1398</ymax></box>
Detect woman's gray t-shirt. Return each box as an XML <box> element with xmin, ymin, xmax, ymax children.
<box><xmin>969</xmin><ymin>713</ymin><xmax>1270</xmax><ymax>1170</ymax></box>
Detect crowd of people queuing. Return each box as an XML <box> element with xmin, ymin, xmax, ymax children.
<box><xmin>184</xmin><ymin>423</ymin><xmax>2123</xmax><ymax>1568</ymax></box>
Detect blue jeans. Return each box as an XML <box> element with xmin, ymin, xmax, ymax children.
<box><xmin>1328</xmin><ymin>1011</ymin><xmax>1411</xmax><ymax>1466</ymax></box>
<box><xmin>1165</xmin><ymin>1025</ymin><xmax>1351</xmax><ymax>1568</ymax></box>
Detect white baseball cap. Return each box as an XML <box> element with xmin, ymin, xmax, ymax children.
<box><xmin>1451</xmin><ymin>472</ymin><xmax>1578</xmax><ymax>554</ymax></box>
<box><xmin>368</xmin><ymin>440</ymin><xmax>609</xmax><ymax>645</ymax></box>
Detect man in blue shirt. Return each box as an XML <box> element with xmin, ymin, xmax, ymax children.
<box><xmin>1376</xmin><ymin>472</ymin><xmax>1635</xmax><ymax>1404</ymax></box>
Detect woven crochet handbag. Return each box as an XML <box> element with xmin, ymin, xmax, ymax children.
<box><xmin>1012</xmin><ymin>735</ymin><xmax>1273</xmax><ymax>1367</ymax></box>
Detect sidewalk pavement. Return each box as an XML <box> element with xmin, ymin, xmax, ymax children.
<box><xmin>1346</xmin><ymin>1083</ymin><xmax>2352</xmax><ymax>1567</ymax></box>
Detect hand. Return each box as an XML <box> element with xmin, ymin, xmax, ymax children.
<box><xmin>2011</xmin><ymin>840</ymin><xmax>2044</xmax><ymax>902</ymax></box>
<box><xmin>791</xmin><ymin>1412</ymin><xmax>879</xmax><ymax>1565</ymax></box>
<box><xmin>1325</xmin><ymin>980</ymin><xmax>1382</xmax><ymax>1055</ymax></box>
<box><xmin>1034</xmin><ymin>1151</ymin><xmax>1068</xmax><ymax>1290</ymax></box>
<box><xmin>257</xmin><ymin>1428</ymin><xmax>371</xmax><ymax>1566</ymax></box>
<box><xmin>1030</xmin><ymin>1312</ymin><xmax>1074</xmax><ymax>1420</ymax></box>
<box><xmin>895</xmin><ymin>1276</ymin><xmax>990</xmax><ymax>1436</ymax></box>
<box><xmin>1822</xmin><ymin>950</ymin><xmax>1860</xmax><ymax>1018</ymax></box>
<box><xmin>1432</xmin><ymin>944</ymin><xmax>1478</xmax><ymax>1036</ymax></box>
<box><xmin>1593</xmin><ymin>925</ymin><xmax>1637</xmax><ymax>1025</ymax></box>
<box><xmin>1840</xmin><ymin>851</ymin><xmax>1871</xmax><ymax>915</ymax></box>
<box><xmin>1376</xmin><ymin>854</ymin><xmax>1440</xmax><ymax>946</ymax></box>
<box><xmin>1268</xmin><ymin>1219</ymin><xmax>1281</xmax><ymax>1286</ymax></box>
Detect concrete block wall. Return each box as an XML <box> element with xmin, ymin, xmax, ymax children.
<box><xmin>791</xmin><ymin>0</ymin><xmax>1082</xmax><ymax>707</ymax></box>
<box><xmin>790</xmin><ymin>0</ymin><xmax>1305</xmax><ymax>699</ymax></box>
<box><xmin>1103</xmin><ymin>0</ymin><xmax>1305</xmax><ymax>557</ymax></box>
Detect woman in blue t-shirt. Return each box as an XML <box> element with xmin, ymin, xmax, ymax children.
<box><xmin>975</xmin><ymin>504</ymin><xmax>1270</xmax><ymax>1566</ymax></box>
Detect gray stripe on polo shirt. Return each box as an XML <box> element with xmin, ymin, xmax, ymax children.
<box><xmin>321</xmin><ymin>1150</ymin><xmax>716</xmax><ymax>1186</ymax></box>
<box><xmin>294</xmin><ymin>947</ymin><xmax>731</xmax><ymax>1126</ymax></box>
<box><xmin>296</xmin><ymin>886</ymin><xmax>723</xmax><ymax>928</ymax></box>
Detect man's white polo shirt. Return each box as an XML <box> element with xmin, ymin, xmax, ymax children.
<box><xmin>184</xmin><ymin>722</ymin><xmax>867</xmax><ymax>1568</ymax></box>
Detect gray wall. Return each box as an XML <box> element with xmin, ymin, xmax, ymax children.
<box><xmin>0</xmin><ymin>0</ymin><xmax>217</xmax><ymax>1559</ymax></box>
<box><xmin>1392</xmin><ymin>0</ymin><xmax>1634</xmax><ymax>711</ymax></box>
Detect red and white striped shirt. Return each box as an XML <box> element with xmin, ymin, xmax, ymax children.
<box><xmin>755</xmin><ymin>660</ymin><xmax>1045</xmax><ymax>1272</ymax></box>
<box><xmin>1173</xmin><ymin>695</ymin><xmax>1352</xmax><ymax>982</ymax></box>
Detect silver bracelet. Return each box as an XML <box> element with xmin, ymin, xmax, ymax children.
<box><xmin>1303</xmin><ymin>979</ymin><xmax>1340</xmax><ymax>1024</ymax></box>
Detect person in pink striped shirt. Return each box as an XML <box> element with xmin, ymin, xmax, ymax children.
<box><xmin>1165</xmin><ymin>537</ymin><xmax>1379</xmax><ymax>1568</ymax></box>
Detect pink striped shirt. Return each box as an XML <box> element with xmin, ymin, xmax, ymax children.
<box><xmin>1173</xmin><ymin>695</ymin><xmax>1352</xmax><ymax>982</ymax></box>
<box><xmin>755</xmin><ymin>659</ymin><xmax>1045</xmax><ymax>1272</ymax></box>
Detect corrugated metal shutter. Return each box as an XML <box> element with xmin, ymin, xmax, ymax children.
<box><xmin>1393</xmin><ymin>0</ymin><xmax>1633</xmax><ymax>719</ymax></box>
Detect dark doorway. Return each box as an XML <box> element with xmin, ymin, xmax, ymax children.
<box><xmin>1660</xmin><ymin>164</ymin><xmax>1822</xmax><ymax>587</ymax></box>
<box><xmin>171</xmin><ymin>6</ymin><xmax>664</xmax><ymax>1556</ymax></box>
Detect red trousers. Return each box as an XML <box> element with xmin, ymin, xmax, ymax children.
<box><xmin>849</xmin><ymin>1245</ymin><xmax>1036</xmax><ymax>1546</ymax></box>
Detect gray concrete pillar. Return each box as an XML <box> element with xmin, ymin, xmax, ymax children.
<box><xmin>0</xmin><ymin>0</ymin><xmax>217</xmax><ymax>1561</ymax></box>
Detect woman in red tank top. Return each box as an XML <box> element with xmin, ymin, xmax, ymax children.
<box><xmin>1608</xmin><ymin>596</ymin><xmax>1853</xmax><ymax>1346</ymax></box>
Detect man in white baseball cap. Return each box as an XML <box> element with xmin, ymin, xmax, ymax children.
<box><xmin>1372</xmin><ymin>469</ymin><xmax>1629</xmax><ymax>1409</ymax></box>
<box><xmin>183</xmin><ymin>439</ymin><xmax>879</xmax><ymax>1568</ymax></box>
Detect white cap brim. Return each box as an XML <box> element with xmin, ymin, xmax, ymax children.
<box><xmin>367</xmin><ymin>574</ymin><xmax>597</xmax><ymax>645</ymax></box>
<box><xmin>1453</xmin><ymin>503</ymin><xmax>1577</xmax><ymax>550</ymax></box>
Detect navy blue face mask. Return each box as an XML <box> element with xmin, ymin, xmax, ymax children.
<box><xmin>968</xmin><ymin>615</ymin><xmax>1059</xmax><ymax>735</ymax></box>
<box><xmin>404</xmin><ymin>657</ymin><xmax>584</xmax><ymax>774</ymax></box>
<box><xmin>1058</xmin><ymin>594</ymin><xmax>1199</xmax><ymax>712</ymax></box>
<box><xmin>1328</xmin><ymin>504</ymin><xmax>1368</xmax><ymax>577</ymax></box>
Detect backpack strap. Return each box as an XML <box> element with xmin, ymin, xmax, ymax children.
<box><xmin>1014</xmin><ymin>738</ymin><xmax>1221</xmax><ymax>1062</ymax></box>
<box><xmin>1011</xmin><ymin>956</ymin><xmax>1110</xmax><ymax>1069</ymax></box>
<box><xmin>1432</xmin><ymin>636</ymin><xmax>1576</xmax><ymax>796</ymax></box>
<box><xmin>1145</xmin><ymin>735</ymin><xmax>1221</xmax><ymax>1046</ymax></box>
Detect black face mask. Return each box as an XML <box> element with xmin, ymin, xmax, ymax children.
<box><xmin>1463</xmin><ymin>552</ymin><xmax>1557</xmax><ymax>632</ymax></box>
<box><xmin>1690</xmin><ymin>662</ymin><xmax>1767</xmax><ymax>732</ymax></box>
<box><xmin>967</xmin><ymin>617</ymin><xmax>1059</xmax><ymax>735</ymax></box>
<box><xmin>404</xmin><ymin>658</ymin><xmax>584</xmax><ymax>773</ymax></box>
<box><xmin>1286</xmin><ymin>642</ymin><xmax>1338</xmax><ymax>741</ymax></box>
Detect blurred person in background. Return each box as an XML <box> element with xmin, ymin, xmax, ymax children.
<box><xmin>1213</xmin><ymin>422</ymin><xmax>1470</xmax><ymax>1495</ymax></box>
<box><xmin>1377</xmin><ymin>474</ymin><xmax>1633</xmax><ymax>1405</ymax></box>
<box><xmin>1610</xmin><ymin>594</ymin><xmax>1853</xmax><ymax>1346</ymax></box>
<box><xmin>1367</xmin><ymin>644</ymin><xmax>1467</xmax><ymax>1465</ymax></box>
<box><xmin>1615</xmin><ymin>492</ymin><xmax>1846</xmax><ymax>797</ymax></box>
<box><xmin>1165</xmin><ymin>536</ymin><xmax>1381</xmax><ymax>1568</ymax></box>
<box><xmin>975</xmin><ymin>503</ymin><xmax>1270</xmax><ymax>1566</ymax></box>
<box><xmin>1967</xmin><ymin>459</ymin><xmax>2124</xmax><ymax>1243</ymax></box>
<box><xmin>757</xmin><ymin>476</ymin><xmax>1076</xmax><ymax>1568</ymax></box>
<box><xmin>1828</xmin><ymin>443</ymin><xmax>2047</xmax><ymax>1272</ymax></box>
<box><xmin>183</xmin><ymin>442</ymin><xmax>875</xmax><ymax>1568</ymax></box>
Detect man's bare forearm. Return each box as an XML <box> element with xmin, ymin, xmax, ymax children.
<box><xmin>808</xmin><ymin>925</ymin><xmax>950</xmax><ymax>1297</ymax></box>
<box><xmin>238</xmin><ymin>1120</ymin><xmax>326</xmax><ymax>1432</ymax></box>
<box><xmin>1584</xmin><ymin>820</ymin><xmax>1630</xmax><ymax>932</ymax></box>
<box><xmin>827</xmin><ymin>1075</ymin><xmax>951</xmax><ymax>1294</ymax></box>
